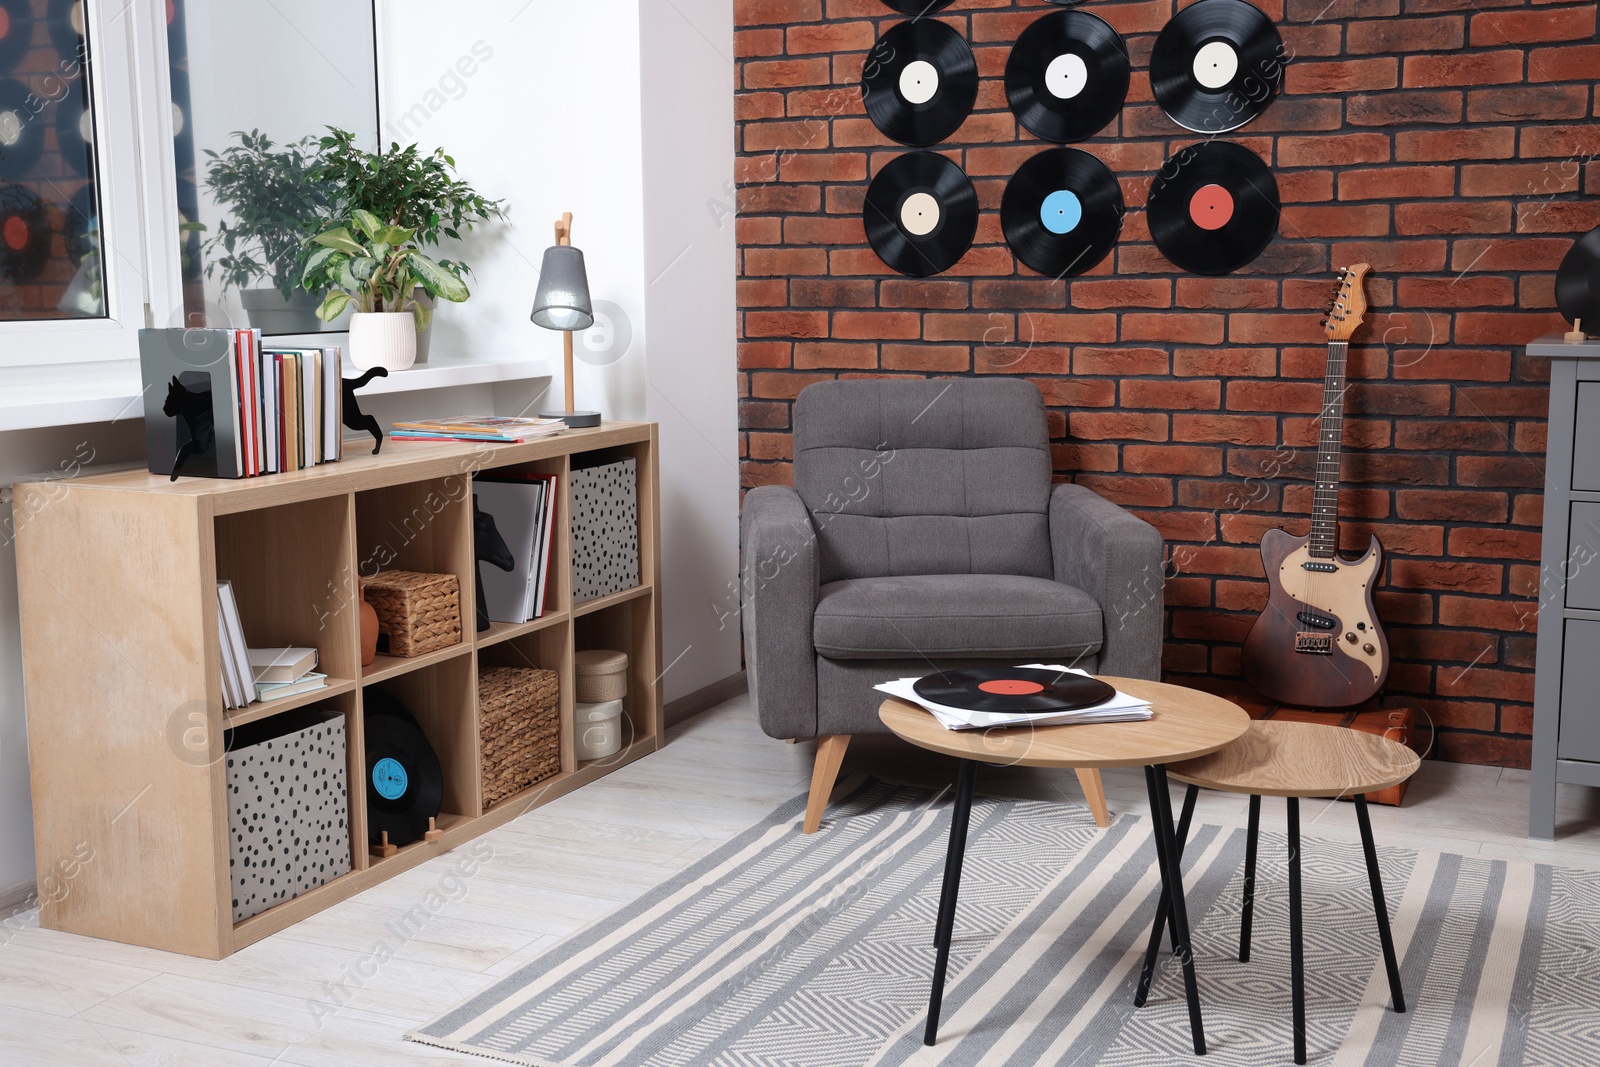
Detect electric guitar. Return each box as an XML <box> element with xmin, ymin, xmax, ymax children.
<box><xmin>1241</xmin><ymin>264</ymin><xmax>1390</xmax><ymax>708</ymax></box>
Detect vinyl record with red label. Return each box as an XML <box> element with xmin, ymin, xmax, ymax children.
<box><xmin>862</xmin><ymin>19</ymin><xmax>977</xmax><ymax>147</ymax></box>
<box><xmin>914</xmin><ymin>667</ymin><xmax>1116</xmax><ymax>714</ymax></box>
<box><xmin>0</xmin><ymin>183</ymin><xmax>49</xmax><ymax>283</ymax></box>
<box><xmin>0</xmin><ymin>79</ymin><xmax>45</xmax><ymax>180</ymax></box>
<box><xmin>364</xmin><ymin>691</ymin><xmax>444</xmax><ymax>847</ymax></box>
<box><xmin>1001</xmin><ymin>147</ymin><xmax>1123</xmax><ymax>278</ymax></box>
<box><xmin>1150</xmin><ymin>0</ymin><xmax>1283</xmax><ymax>134</ymax></box>
<box><xmin>863</xmin><ymin>151</ymin><xmax>978</xmax><ymax>278</ymax></box>
<box><xmin>0</xmin><ymin>0</ymin><xmax>34</xmax><ymax>74</ymax></box>
<box><xmin>1148</xmin><ymin>140</ymin><xmax>1278</xmax><ymax>275</ymax></box>
<box><xmin>1005</xmin><ymin>10</ymin><xmax>1130</xmax><ymax>144</ymax></box>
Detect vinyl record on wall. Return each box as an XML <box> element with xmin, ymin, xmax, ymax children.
<box><xmin>169</xmin><ymin>65</ymin><xmax>194</xmax><ymax>161</ymax></box>
<box><xmin>1001</xmin><ymin>147</ymin><xmax>1123</xmax><ymax>278</ymax></box>
<box><xmin>0</xmin><ymin>79</ymin><xmax>45</xmax><ymax>180</ymax></box>
<box><xmin>1556</xmin><ymin>227</ymin><xmax>1600</xmax><ymax>328</ymax></box>
<box><xmin>880</xmin><ymin>0</ymin><xmax>956</xmax><ymax>13</ymax></box>
<box><xmin>62</xmin><ymin>181</ymin><xmax>97</xmax><ymax>261</ymax></box>
<box><xmin>1147</xmin><ymin>140</ymin><xmax>1279</xmax><ymax>275</ymax></box>
<box><xmin>56</xmin><ymin>86</ymin><xmax>96</xmax><ymax>177</ymax></box>
<box><xmin>47</xmin><ymin>0</ymin><xmax>87</xmax><ymax>66</ymax></box>
<box><xmin>0</xmin><ymin>0</ymin><xmax>35</xmax><ymax>74</ymax></box>
<box><xmin>862</xmin><ymin>19</ymin><xmax>978</xmax><ymax>147</ymax></box>
<box><xmin>1005</xmin><ymin>10</ymin><xmax>1130</xmax><ymax>144</ymax></box>
<box><xmin>0</xmin><ymin>184</ymin><xmax>51</xmax><ymax>284</ymax></box>
<box><xmin>863</xmin><ymin>151</ymin><xmax>978</xmax><ymax>278</ymax></box>
<box><xmin>1149</xmin><ymin>0</ymin><xmax>1284</xmax><ymax>134</ymax></box>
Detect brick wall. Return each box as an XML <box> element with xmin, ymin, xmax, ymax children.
<box><xmin>733</xmin><ymin>0</ymin><xmax>1600</xmax><ymax>767</ymax></box>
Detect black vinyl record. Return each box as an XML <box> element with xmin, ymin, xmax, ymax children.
<box><xmin>0</xmin><ymin>79</ymin><xmax>44</xmax><ymax>180</ymax></box>
<box><xmin>62</xmin><ymin>181</ymin><xmax>96</xmax><ymax>261</ymax></box>
<box><xmin>1557</xmin><ymin>227</ymin><xmax>1600</xmax><ymax>328</ymax></box>
<box><xmin>0</xmin><ymin>0</ymin><xmax>34</xmax><ymax>74</ymax></box>
<box><xmin>364</xmin><ymin>697</ymin><xmax>444</xmax><ymax>847</ymax></box>
<box><xmin>1150</xmin><ymin>0</ymin><xmax>1284</xmax><ymax>134</ymax></box>
<box><xmin>1005</xmin><ymin>10</ymin><xmax>1130</xmax><ymax>144</ymax></box>
<box><xmin>880</xmin><ymin>0</ymin><xmax>956</xmax><ymax>13</ymax></box>
<box><xmin>0</xmin><ymin>183</ymin><xmax>49</xmax><ymax>283</ymax></box>
<box><xmin>1002</xmin><ymin>147</ymin><xmax>1123</xmax><ymax>278</ymax></box>
<box><xmin>915</xmin><ymin>667</ymin><xmax>1117</xmax><ymax>714</ymax></box>
<box><xmin>56</xmin><ymin>84</ymin><xmax>95</xmax><ymax>177</ymax></box>
<box><xmin>47</xmin><ymin>0</ymin><xmax>86</xmax><ymax>67</ymax></box>
<box><xmin>862</xmin><ymin>19</ymin><xmax>977</xmax><ymax>147</ymax></box>
<box><xmin>1148</xmin><ymin>140</ymin><xmax>1278</xmax><ymax>275</ymax></box>
<box><xmin>863</xmin><ymin>151</ymin><xmax>977</xmax><ymax>278</ymax></box>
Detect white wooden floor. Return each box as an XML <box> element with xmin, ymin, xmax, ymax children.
<box><xmin>2</xmin><ymin>695</ymin><xmax>1597</xmax><ymax>1065</ymax></box>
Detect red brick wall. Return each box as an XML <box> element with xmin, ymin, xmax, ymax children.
<box><xmin>734</xmin><ymin>0</ymin><xmax>1600</xmax><ymax>767</ymax></box>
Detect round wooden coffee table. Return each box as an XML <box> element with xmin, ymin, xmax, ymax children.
<box><xmin>880</xmin><ymin>677</ymin><xmax>1251</xmax><ymax>1054</ymax></box>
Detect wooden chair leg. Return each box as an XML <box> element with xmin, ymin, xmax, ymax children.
<box><xmin>802</xmin><ymin>735</ymin><xmax>851</xmax><ymax>834</ymax></box>
<box><xmin>1076</xmin><ymin>768</ymin><xmax>1111</xmax><ymax>828</ymax></box>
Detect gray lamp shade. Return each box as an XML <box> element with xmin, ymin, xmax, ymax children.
<box><xmin>530</xmin><ymin>246</ymin><xmax>594</xmax><ymax>332</ymax></box>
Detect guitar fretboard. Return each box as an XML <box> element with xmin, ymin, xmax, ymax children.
<box><xmin>1309</xmin><ymin>340</ymin><xmax>1347</xmax><ymax>559</ymax></box>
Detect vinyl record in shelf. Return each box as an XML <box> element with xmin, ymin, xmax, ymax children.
<box><xmin>0</xmin><ymin>183</ymin><xmax>50</xmax><ymax>284</ymax></box>
<box><xmin>0</xmin><ymin>0</ymin><xmax>35</xmax><ymax>75</ymax></box>
<box><xmin>364</xmin><ymin>693</ymin><xmax>445</xmax><ymax>848</ymax></box>
<box><xmin>0</xmin><ymin>79</ymin><xmax>45</xmax><ymax>180</ymax></box>
<box><xmin>914</xmin><ymin>666</ymin><xmax>1117</xmax><ymax>714</ymax></box>
<box><xmin>863</xmin><ymin>151</ymin><xmax>978</xmax><ymax>278</ymax></box>
<box><xmin>1005</xmin><ymin>9</ymin><xmax>1130</xmax><ymax>144</ymax></box>
<box><xmin>1001</xmin><ymin>147</ymin><xmax>1123</xmax><ymax>278</ymax></box>
<box><xmin>1557</xmin><ymin>227</ymin><xmax>1600</xmax><ymax>329</ymax></box>
<box><xmin>879</xmin><ymin>0</ymin><xmax>956</xmax><ymax>13</ymax></box>
<box><xmin>1147</xmin><ymin>140</ymin><xmax>1279</xmax><ymax>275</ymax></box>
<box><xmin>862</xmin><ymin>19</ymin><xmax>977</xmax><ymax>147</ymax></box>
<box><xmin>1150</xmin><ymin>0</ymin><xmax>1284</xmax><ymax>134</ymax></box>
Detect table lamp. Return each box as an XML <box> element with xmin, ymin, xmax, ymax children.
<box><xmin>531</xmin><ymin>212</ymin><xmax>599</xmax><ymax>427</ymax></box>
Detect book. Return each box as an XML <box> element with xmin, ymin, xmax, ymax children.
<box><xmin>216</xmin><ymin>582</ymin><xmax>253</xmax><ymax>707</ymax></box>
<box><xmin>217</xmin><ymin>601</ymin><xmax>241</xmax><ymax>709</ymax></box>
<box><xmin>391</xmin><ymin>416</ymin><xmax>565</xmax><ymax>442</ymax></box>
<box><xmin>322</xmin><ymin>346</ymin><xmax>342</xmax><ymax>462</ymax></box>
<box><xmin>531</xmin><ymin>474</ymin><xmax>559</xmax><ymax>617</ymax></box>
<box><xmin>472</xmin><ymin>480</ymin><xmax>546</xmax><ymax>623</ymax></box>
<box><xmin>254</xmin><ymin>672</ymin><xmax>329</xmax><ymax>704</ymax></box>
<box><xmin>246</xmin><ymin>646</ymin><xmax>319</xmax><ymax>684</ymax></box>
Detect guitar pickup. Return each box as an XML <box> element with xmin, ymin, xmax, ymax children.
<box><xmin>1296</xmin><ymin>612</ymin><xmax>1336</xmax><ymax>630</ymax></box>
<box><xmin>1294</xmin><ymin>632</ymin><xmax>1334</xmax><ymax>654</ymax></box>
<box><xmin>1301</xmin><ymin>561</ymin><xmax>1337</xmax><ymax>573</ymax></box>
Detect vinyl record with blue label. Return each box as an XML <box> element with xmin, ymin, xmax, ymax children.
<box><xmin>1148</xmin><ymin>140</ymin><xmax>1278</xmax><ymax>275</ymax></box>
<box><xmin>0</xmin><ymin>0</ymin><xmax>34</xmax><ymax>74</ymax></box>
<box><xmin>1150</xmin><ymin>0</ymin><xmax>1283</xmax><ymax>133</ymax></box>
<box><xmin>0</xmin><ymin>79</ymin><xmax>45</xmax><ymax>180</ymax></box>
<box><xmin>0</xmin><ymin>183</ymin><xmax>49</xmax><ymax>283</ymax></box>
<box><xmin>1005</xmin><ymin>10</ymin><xmax>1130</xmax><ymax>144</ymax></box>
<box><xmin>862</xmin><ymin>18</ymin><xmax>977</xmax><ymax>147</ymax></box>
<box><xmin>915</xmin><ymin>667</ymin><xmax>1116</xmax><ymax>714</ymax></box>
<box><xmin>1001</xmin><ymin>148</ymin><xmax>1123</xmax><ymax>277</ymax></box>
<box><xmin>863</xmin><ymin>151</ymin><xmax>978</xmax><ymax>278</ymax></box>
<box><xmin>364</xmin><ymin>691</ymin><xmax>444</xmax><ymax>847</ymax></box>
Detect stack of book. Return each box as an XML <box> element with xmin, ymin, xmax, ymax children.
<box><xmin>473</xmin><ymin>474</ymin><xmax>560</xmax><ymax>623</ymax></box>
<box><xmin>215</xmin><ymin>581</ymin><xmax>327</xmax><ymax>709</ymax></box>
<box><xmin>874</xmin><ymin>665</ymin><xmax>1153</xmax><ymax>731</ymax></box>
<box><xmin>391</xmin><ymin>416</ymin><xmax>566</xmax><ymax>444</ymax></box>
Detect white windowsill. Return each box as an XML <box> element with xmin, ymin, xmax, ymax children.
<box><xmin>0</xmin><ymin>353</ymin><xmax>554</xmax><ymax>433</ymax></box>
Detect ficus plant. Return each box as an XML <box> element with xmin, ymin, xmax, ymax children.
<box><xmin>300</xmin><ymin>209</ymin><xmax>470</xmax><ymax>330</ymax></box>
<box><xmin>201</xmin><ymin>131</ymin><xmax>333</xmax><ymax>298</ymax></box>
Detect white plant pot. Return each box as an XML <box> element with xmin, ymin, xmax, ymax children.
<box><xmin>348</xmin><ymin>311</ymin><xmax>417</xmax><ymax>372</ymax></box>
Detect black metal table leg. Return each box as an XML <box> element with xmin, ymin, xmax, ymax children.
<box><xmin>1145</xmin><ymin>766</ymin><xmax>1207</xmax><ymax>1055</ymax></box>
<box><xmin>925</xmin><ymin>758</ymin><xmax>979</xmax><ymax>1046</ymax></box>
<box><xmin>1288</xmin><ymin>797</ymin><xmax>1306</xmax><ymax>1065</ymax></box>
<box><xmin>1240</xmin><ymin>793</ymin><xmax>1261</xmax><ymax>963</ymax></box>
<box><xmin>1355</xmin><ymin>795</ymin><xmax>1407</xmax><ymax>1014</ymax></box>
<box><xmin>1134</xmin><ymin>783</ymin><xmax>1198</xmax><ymax>1008</ymax></box>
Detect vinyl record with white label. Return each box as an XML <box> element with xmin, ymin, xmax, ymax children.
<box><xmin>1001</xmin><ymin>148</ymin><xmax>1123</xmax><ymax>277</ymax></box>
<box><xmin>863</xmin><ymin>151</ymin><xmax>978</xmax><ymax>278</ymax></box>
<box><xmin>56</xmin><ymin>86</ymin><xmax>95</xmax><ymax>177</ymax></box>
<box><xmin>0</xmin><ymin>79</ymin><xmax>44</xmax><ymax>180</ymax></box>
<box><xmin>1148</xmin><ymin>140</ymin><xmax>1279</xmax><ymax>275</ymax></box>
<box><xmin>1005</xmin><ymin>10</ymin><xmax>1130</xmax><ymax>144</ymax></box>
<box><xmin>1150</xmin><ymin>0</ymin><xmax>1284</xmax><ymax>134</ymax></box>
<box><xmin>47</xmin><ymin>0</ymin><xmax>86</xmax><ymax>65</ymax></box>
<box><xmin>862</xmin><ymin>19</ymin><xmax>977</xmax><ymax>147</ymax></box>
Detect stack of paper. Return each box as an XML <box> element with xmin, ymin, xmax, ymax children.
<box><xmin>875</xmin><ymin>665</ymin><xmax>1153</xmax><ymax>731</ymax></box>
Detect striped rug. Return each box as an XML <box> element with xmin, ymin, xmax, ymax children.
<box><xmin>408</xmin><ymin>780</ymin><xmax>1592</xmax><ymax>1066</ymax></box>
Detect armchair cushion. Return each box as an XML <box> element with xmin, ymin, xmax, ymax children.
<box><xmin>812</xmin><ymin>574</ymin><xmax>1103</xmax><ymax>661</ymax></box>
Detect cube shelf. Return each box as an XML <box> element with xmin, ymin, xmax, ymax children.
<box><xmin>13</xmin><ymin>423</ymin><xmax>662</xmax><ymax>958</ymax></box>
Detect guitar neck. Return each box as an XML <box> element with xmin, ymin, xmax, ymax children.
<box><xmin>1310</xmin><ymin>340</ymin><xmax>1347</xmax><ymax>559</ymax></box>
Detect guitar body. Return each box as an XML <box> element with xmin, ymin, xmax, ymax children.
<box><xmin>1242</xmin><ymin>527</ymin><xmax>1390</xmax><ymax>708</ymax></box>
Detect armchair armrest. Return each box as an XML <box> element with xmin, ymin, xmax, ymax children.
<box><xmin>741</xmin><ymin>485</ymin><xmax>820</xmax><ymax>740</ymax></box>
<box><xmin>1050</xmin><ymin>483</ymin><xmax>1165</xmax><ymax>680</ymax></box>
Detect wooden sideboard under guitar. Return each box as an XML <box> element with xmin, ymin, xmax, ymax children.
<box><xmin>1242</xmin><ymin>264</ymin><xmax>1391</xmax><ymax>708</ymax></box>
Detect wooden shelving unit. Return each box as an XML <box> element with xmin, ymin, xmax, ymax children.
<box><xmin>13</xmin><ymin>422</ymin><xmax>662</xmax><ymax>959</ymax></box>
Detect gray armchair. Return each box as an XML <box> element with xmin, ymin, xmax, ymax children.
<box><xmin>741</xmin><ymin>378</ymin><xmax>1165</xmax><ymax>833</ymax></box>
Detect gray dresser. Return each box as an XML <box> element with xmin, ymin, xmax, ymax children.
<box><xmin>1530</xmin><ymin>334</ymin><xmax>1600</xmax><ymax>837</ymax></box>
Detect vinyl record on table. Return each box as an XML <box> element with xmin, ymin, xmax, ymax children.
<box><xmin>0</xmin><ymin>184</ymin><xmax>49</xmax><ymax>283</ymax></box>
<box><xmin>0</xmin><ymin>79</ymin><xmax>44</xmax><ymax>180</ymax></box>
<box><xmin>1001</xmin><ymin>147</ymin><xmax>1123</xmax><ymax>277</ymax></box>
<box><xmin>1557</xmin><ymin>227</ymin><xmax>1600</xmax><ymax>329</ymax></box>
<box><xmin>47</xmin><ymin>0</ymin><xmax>87</xmax><ymax>66</ymax></box>
<box><xmin>863</xmin><ymin>151</ymin><xmax>978</xmax><ymax>278</ymax></box>
<box><xmin>0</xmin><ymin>0</ymin><xmax>35</xmax><ymax>74</ymax></box>
<box><xmin>879</xmin><ymin>0</ymin><xmax>956</xmax><ymax>13</ymax></box>
<box><xmin>1147</xmin><ymin>140</ymin><xmax>1278</xmax><ymax>275</ymax></box>
<box><xmin>862</xmin><ymin>19</ymin><xmax>977</xmax><ymax>147</ymax></box>
<box><xmin>56</xmin><ymin>84</ymin><xmax>96</xmax><ymax>177</ymax></box>
<box><xmin>1150</xmin><ymin>0</ymin><xmax>1284</xmax><ymax>134</ymax></box>
<box><xmin>1005</xmin><ymin>10</ymin><xmax>1130</xmax><ymax>144</ymax></box>
<box><xmin>364</xmin><ymin>705</ymin><xmax>444</xmax><ymax>847</ymax></box>
<box><xmin>914</xmin><ymin>667</ymin><xmax>1117</xmax><ymax>714</ymax></box>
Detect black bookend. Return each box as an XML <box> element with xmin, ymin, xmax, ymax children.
<box><xmin>342</xmin><ymin>367</ymin><xmax>388</xmax><ymax>454</ymax></box>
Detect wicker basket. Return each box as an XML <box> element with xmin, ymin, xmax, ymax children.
<box><xmin>364</xmin><ymin>570</ymin><xmax>462</xmax><ymax>658</ymax></box>
<box><xmin>478</xmin><ymin>666</ymin><xmax>561</xmax><ymax>808</ymax></box>
<box><xmin>574</xmin><ymin>649</ymin><xmax>629</xmax><ymax>703</ymax></box>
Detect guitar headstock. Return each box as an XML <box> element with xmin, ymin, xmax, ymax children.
<box><xmin>1323</xmin><ymin>263</ymin><xmax>1370</xmax><ymax>342</ymax></box>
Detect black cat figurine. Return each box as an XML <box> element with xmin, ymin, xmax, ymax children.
<box><xmin>473</xmin><ymin>495</ymin><xmax>517</xmax><ymax>632</ymax></box>
<box><xmin>163</xmin><ymin>374</ymin><xmax>215</xmax><ymax>482</ymax></box>
<box><xmin>343</xmin><ymin>367</ymin><xmax>388</xmax><ymax>454</ymax></box>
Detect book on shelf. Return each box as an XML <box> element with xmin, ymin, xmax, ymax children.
<box><xmin>474</xmin><ymin>472</ymin><xmax>561</xmax><ymax>622</ymax></box>
<box><xmin>247</xmin><ymin>646</ymin><xmax>319</xmax><ymax>685</ymax></box>
<box><xmin>216</xmin><ymin>581</ymin><xmax>254</xmax><ymax>710</ymax></box>
<box><xmin>390</xmin><ymin>415</ymin><xmax>566</xmax><ymax>443</ymax></box>
<box><xmin>254</xmin><ymin>672</ymin><xmax>328</xmax><ymax>704</ymax></box>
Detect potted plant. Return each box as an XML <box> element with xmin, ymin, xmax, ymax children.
<box><xmin>309</xmin><ymin>128</ymin><xmax>504</xmax><ymax>361</ymax></box>
<box><xmin>301</xmin><ymin>208</ymin><xmax>470</xmax><ymax>371</ymax></box>
<box><xmin>202</xmin><ymin>130</ymin><xmax>341</xmax><ymax>332</ymax></box>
